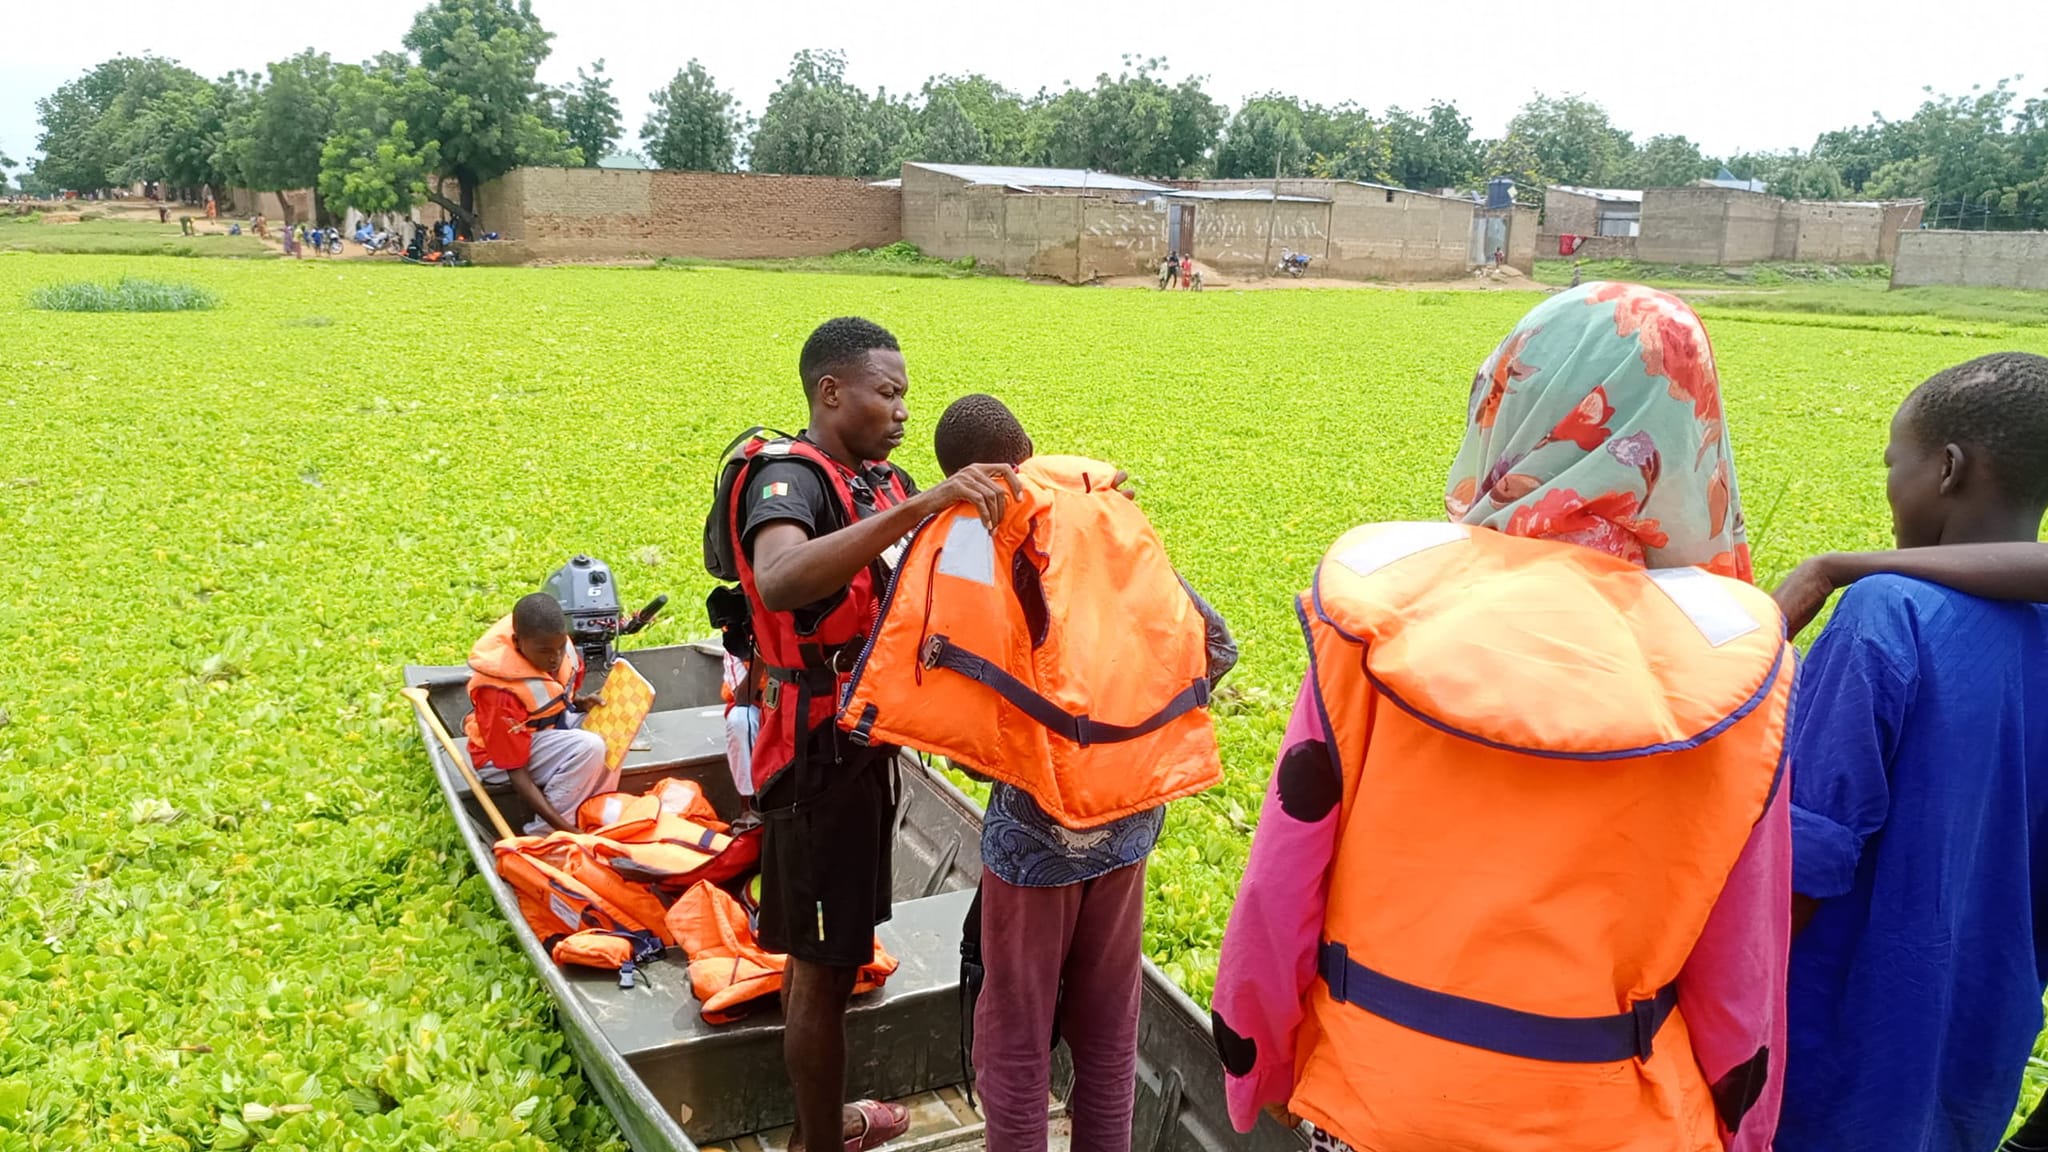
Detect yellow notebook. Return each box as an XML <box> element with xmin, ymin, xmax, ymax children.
<box><xmin>582</xmin><ymin>659</ymin><xmax>655</xmax><ymax>776</ymax></box>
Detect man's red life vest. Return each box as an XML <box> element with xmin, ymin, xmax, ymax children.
<box><xmin>837</xmin><ymin>455</ymin><xmax>1221</xmax><ymax>828</ymax></box>
<box><xmin>462</xmin><ymin>614</ymin><xmax>584</xmax><ymax>752</ymax></box>
<box><xmin>725</xmin><ymin>437</ymin><xmax>912</xmax><ymax>794</ymax></box>
<box><xmin>1285</xmin><ymin>522</ymin><xmax>1793</xmax><ymax>1152</ymax></box>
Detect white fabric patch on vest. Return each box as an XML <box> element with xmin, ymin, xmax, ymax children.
<box><xmin>600</xmin><ymin>794</ymin><xmax>627</xmax><ymax>825</ymax></box>
<box><xmin>936</xmin><ymin>514</ymin><xmax>996</xmax><ymax>585</ymax></box>
<box><xmin>1333</xmin><ymin>522</ymin><xmax>1470</xmax><ymax>578</ymax></box>
<box><xmin>1648</xmin><ymin>567</ymin><xmax>1761</xmax><ymax>648</ymax></box>
<box><xmin>549</xmin><ymin>891</ymin><xmax>580</xmax><ymax>931</ymax></box>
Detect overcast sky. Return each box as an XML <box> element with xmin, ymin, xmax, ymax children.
<box><xmin>8</xmin><ymin>0</ymin><xmax>2047</xmax><ymax>175</ymax></box>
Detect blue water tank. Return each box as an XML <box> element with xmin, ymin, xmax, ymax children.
<box><xmin>1486</xmin><ymin>178</ymin><xmax>1514</xmax><ymax>209</ymax></box>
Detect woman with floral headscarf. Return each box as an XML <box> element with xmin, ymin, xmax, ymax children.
<box><xmin>1210</xmin><ymin>283</ymin><xmax>1789</xmax><ymax>1152</ymax></box>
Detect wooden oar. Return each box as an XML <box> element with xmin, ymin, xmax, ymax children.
<box><xmin>401</xmin><ymin>685</ymin><xmax>515</xmax><ymax>842</ymax></box>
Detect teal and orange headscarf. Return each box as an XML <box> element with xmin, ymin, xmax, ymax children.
<box><xmin>1446</xmin><ymin>282</ymin><xmax>1752</xmax><ymax>581</ymax></box>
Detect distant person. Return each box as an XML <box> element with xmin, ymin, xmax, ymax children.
<box><xmin>465</xmin><ymin>592</ymin><xmax>610</xmax><ymax>836</ymax></box>
<box><xmin>1570</xmin><ymin>259</ymin><xmax>1583</xmax><ymax>288</ymax></box>
<box><xmin>253</xmin><ymin>213</ymin><xmax>268</xmax><ymax>240</ymax></box>
<box><xmin>204</xmin><ymin>193</ymin><xmax>216</xmax><ymax>220</ymax></box>
<box><xmin>1776</xmin><ymin>352</ymin><xmax>2048</xmax><ymax>1152</ymax></box>
<box><xmin>1159</xmin><ymin>253</ymin><xmax>1176</xmax><ymax>291</ymax></box>
<box><xmin>157</xmin><ymin>204</ymin><xmax>168</xmax><ymax>224</ymax></box>
<box><xmin>920</xmin><ymin>394</ymin><xmax>1235</xmax><ymax>1152</ymax></box>
<box><xmin>439</xmin><ymin>219</ymin><xmax>455</xmax><ymax>249</ymax></box>
<box><xmin>179</xmin><ymin>216</ymin><xmax>195</xmax><ymax>237</ymax></box>
<box><xmin>1212</xmin><ymin>283</ymin><xmax>1791</xmax><ymax>1152</ymax></box>
<box><xmin>1179</xmin><ymin>254</ymin><xmax>1193</xmax><ymax>290</ymax></box>
<box><xmin>1493</xmin><ymin>247</ymin><xmax>1505</xmax><ymax>267</ymax></box>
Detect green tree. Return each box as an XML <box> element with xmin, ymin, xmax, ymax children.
<box><xmin>398</xmin><ymin>0</ymin><xmax>573</xmax><ymax>221</ymax></box>
<box><xmin>1058</xmin><ymin>57</ymin><xmax>1221</xmax><ymax>177</ymax></box>
<box><xmin>641</xmin><ymin>61</ymin><xmax>742</xmax><ymax>172</ymax></box>
<box><xmin>921</xmin><ymin>75</ymin><xmax>1032</xmax><ymax>164</ymax></box>
<box><xmin>1214</xmin><ymin>96</ymin><xmax>1308</xmax><ymax>179</ymax></box>
<box><xmin>1497</xmin><ymin>93</ymin><xmax>1633</xmax><ymax>187</ymax></box>
<box><xmin>1383</xmin><ymin>101</ymin><xmax>1478</xmax><ymax>190</ymax></box>
<box><xmin>748</xmin><ymin>50</ymin><xmax>869</xmax><ymax>176</ymax></box>
<box><xmin>1620</xmin><ymin>134</ymin><xmax>1710</xmax><ymax>188</ymax></box>
<box><xmin>118</xmin><ymin>72</ymin><xmax>233</xmax><ymax>192</ymax></box>
<box><xmin>857</xmin><ymin>88</ymin><xmax>920</xmax><ymax>177</ymax></box>
<box><xmin>318</xmin><ymin>56</ymin><xmax>439</xmax><ymax>218</ymax></box>
<box><xmin>0</xmin><ymin>151</ymin><xmax>13</xmax><ymax>192</ymax></box>
<box><xmin>34</xmin><ymin>57</ymin><xmax>154</xmax><ymax>192</ymax></box>
<box><xmin>917</xmin><ymin>89</ymin><xmax>986</xmax><ymax>165</ymax></box>
<box><xmin>561</xmin><ymin>60</ymin><xmax>621</xmax><ymax>166</ymax></box>
<box><xmin>221</xmin><ymin>51</ymin><xmax>340</xmax><ymax>208</ymax></box>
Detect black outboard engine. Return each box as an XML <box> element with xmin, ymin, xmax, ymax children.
<box><xmin>543</xmin><ymin>554</ymin><xmax>668</xmax><ymax>669</ymax></box>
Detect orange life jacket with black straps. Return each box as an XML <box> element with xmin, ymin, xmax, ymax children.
<box><xmin>462</xmin><ymin>614</ymin><xmax>584</xmax><ymax>752</ymax></box>
<box><xmin>837</xmin><ymin>455</ymin><xmax>1221</xmax><ymax>828</ymax></box>
<box><xmin>718</xmin><ymin>434</ymin><xmax>913</xmax><ymax>794</ymax></box>
<box><xmin>493</xmin><ymin>832</ymin><xmax>674</xmax><ymax>947</ymax></box>
<box><xmin>1286</xmin><ymin>522</ymin><xmax>1794</xmax><ymax>1152</ymax></box>
<box><xmin>551</xmin><ymin>927</ymin><xmax>665</xmax><ymax>989</ymax></box>
<box><xmin>662</xmin><ymin>879</ymin><xmax>898</xmax><ymax>1025</ymax></box>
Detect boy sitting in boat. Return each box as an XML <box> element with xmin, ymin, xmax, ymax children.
<box><xmin>465</xmin><ymin>592</ymin><xmax>610</xmax><ymax>835</ymax></box>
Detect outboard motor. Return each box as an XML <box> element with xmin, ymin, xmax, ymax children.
<box><xmin>543</xmin><ymin>554</ymin><xmax>668</xmax><ymax>669</ymax></box>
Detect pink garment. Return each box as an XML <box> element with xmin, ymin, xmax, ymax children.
<box><xmin>1212</xmin><ymin>680</ymin><xmax>1789</xmax><ymax>1149</ymax></box>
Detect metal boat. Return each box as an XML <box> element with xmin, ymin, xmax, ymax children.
<box><xmin>405</xmin><ymin>640</ymin><xmax>1302</xmax><ymax>1152</ymax></box>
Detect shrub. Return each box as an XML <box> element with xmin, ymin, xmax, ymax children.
<box><xmin>27</xmin><ymin>277</ymin><xmax>221</xmax><ymax>312</ymax></box>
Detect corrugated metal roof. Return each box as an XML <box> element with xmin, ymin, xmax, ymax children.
<box><xmin>596</xmin><ymin>152</ymin><xmax>652</xmax><ymax>170</ymax></box>
<box><xmin>906</xmin><ymin>162</ymin><xmax>1169</xmax><ymax>192</ymax></box>
<box><xmin>1164</xmin><ymin>188</ymin><xmax>1328</xmax><ymax>203</ymax></box>
<box><xmin>1548</xmin><ymin>185</ymin><xmax>1643</xmax><ymax>204</ymax></box>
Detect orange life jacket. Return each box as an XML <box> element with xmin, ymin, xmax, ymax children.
<box><xmin>493</xmin><ymin>832</ymin><xmax>676</xmax><ymax>946</ymax></box>
<box><xmin>575</xmin><ymin>781</ymin><xmax>762</xmax><ymax>893</ymax></box>
<box><xmin>551</xmin><ymin>928</ymin><xmax>665</xmax><ymax>989</ymax></box>
<box><xmin>837</xmin><ymin>455</ymin><xmax>1220</xmax><ymax>829</ymax></box>
<box><xmin>663</xmin><ymin>880</ymin><xmax>899</xmax><ymax>1025</ymax></box>
<box><xmin>1288</xmin><ymin>522</ymin><xmax>1793</xmax><ymax>1152</ymax></box>
<box><xmin>576</xmin><ymin>778</ymin><xmax>724</xmax><ymax>835</ymax></box>
<box><xmin>462</xmin><ymin>613</ymin><xmax>584</xmax><ymax>749</ymax></box>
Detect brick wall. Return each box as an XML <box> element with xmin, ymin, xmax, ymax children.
<box><xmin>477</xmin><ymin>167</ymin><xmax>901</xmax><ymax>261</ymax></box>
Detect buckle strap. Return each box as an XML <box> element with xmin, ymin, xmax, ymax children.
<box><xmin>1317</xmin><ymin>941</ymin><xmax>1677</xmax><ymax>1064</ymax></box>
<box><xmin>921</xmin><ymin>635</ymin><xmax>1210</xmax><ymax>748</ymax></box>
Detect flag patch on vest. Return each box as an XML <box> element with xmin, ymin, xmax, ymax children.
<box><xmin>760</xmin><ymin>481</ymin><xmax>790</xmax><ymax>499</ymax></box>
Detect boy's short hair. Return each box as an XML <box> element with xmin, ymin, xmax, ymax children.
<box><xmin>799</xmin><ymin>317</ymin><xmax>900</xmax><ymax>400</ymax></box>
<box><xmin>934</xmin><ymin>394</ymin><xmax>1032</xmax><ymax>476</ymax></box>
<box><xmin>513</xmin><ymin>592</ymin><xmax>567</xmax><ymax>637</ymax></box>
<box><xmin>1906</xmin><ymin>352</ymin><xmax>2048</xmax><ymax>505</ymax></box>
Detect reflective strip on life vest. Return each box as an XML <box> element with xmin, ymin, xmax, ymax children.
<box><xmin>1318</xmin><ymin>941</ymin><xmax>1679</xmax><ymax>1064</ymax></box>
<box><xmin>1647</xmin><ymin>566</ymin><xmax>1764</xmax><ymax>648</ymax></box>
<box><xmin>898</xmin><ymin>635</ymin><xmax>1211</xmax><ymax>749</ymax></box>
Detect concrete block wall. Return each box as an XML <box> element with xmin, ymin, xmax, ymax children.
<box><xmin>1891</xmin><ymin>230</ymin><xmax>2048</xmax><ymax>289</ymax></box>
<box><xmin>1188</xmin><ymin>200</ymin><xmax>1330</xmax><ymax>274</ymax></box>
<box><xmin>1878</xmin><ymin>201</ymin><xmax>1925</xmax><ymax>263</ymax></box>
<box><xmin>477</xmin><ymin>167</ymin><xmax>900</xmax><ymax>261</ymax></box>
<box><xmin>1322</xmin><ymin>183</ymin><xmax>1475</xmax><ymax>280</ymax></box>
<box><xmin>1783</xmin><ymin>201</ymin><xmax>1884</xmax><ymax>263</ymax></box>
<box><xmin>1541</xmin><ymin>189</ymin><xmax>1601</xmax><ymax>237</ymax></box>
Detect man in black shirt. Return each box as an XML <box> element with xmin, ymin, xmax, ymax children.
<box><xmin>738</xmin><ymin>317</ymin><xmax>1020</xmax><ymax>1152</ymax></box>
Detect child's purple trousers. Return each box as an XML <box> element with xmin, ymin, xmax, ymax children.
<box><xmin>972</xmin><ymin>862</ymin><xmax>1148</xmax><ymax>1152</ymax></box>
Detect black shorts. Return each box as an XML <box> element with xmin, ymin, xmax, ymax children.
<box><xmin>755</xmin><ymin>739</ymin><xmax>899</xmax><ymax>967</ymax></box>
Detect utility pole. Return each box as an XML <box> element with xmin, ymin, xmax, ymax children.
<box><xmin>1262</xmin><ymin>142</ymin><xmax>1283</xmax><ymax>276</ymax></box>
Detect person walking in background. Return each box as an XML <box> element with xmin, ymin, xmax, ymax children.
<box><xmin>1179</xmin><ymin>253</ymin><xmax>1193</xmax><ymax>290</ymax></box>
<box><xmin>1212</xmin><ymin>282</ymin><xmax>1791</xmax><ymax>1152</ymax></box>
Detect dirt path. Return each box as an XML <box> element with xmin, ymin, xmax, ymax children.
<box><xmin>1098</xmin><ymin>262</ymin><xmax>1546</xmax><ymax>293</ymax></box>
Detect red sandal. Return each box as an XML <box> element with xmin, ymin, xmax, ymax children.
<box><xmin>845</xmin><ymin>1100</ymin><xmax>910</xmax><ymax>1152</ymax></box>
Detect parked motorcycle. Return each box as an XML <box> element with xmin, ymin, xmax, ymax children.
<box><xmin>1277</xmin><ymin>248</ymin><xmax>1312</xmax><ymax>278</ymax></box>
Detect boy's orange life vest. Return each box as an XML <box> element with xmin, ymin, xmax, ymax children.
<box><xmin>720</xmin><ymin>436</ymin><xmax>914</xmax><ymax>794</ymax></box>
<box><xmin>663</xmin><ymin>880</ymin><xmax>898</xmax><ymax>1025</ymax></box>
<box><xmin>1286</xmin><ymin>522</ymin><xmax>1793</xmax><ymax>1152</ymax></box>
<box><xmin>837</xmin><ymin>455</ymin><xmax>1220</xmax><ymax>829</ymax></box>
<box><xmin>493</xmin><ymin>832</ymin><xmax>677</xmax><ymax>946</ymax></box>
<box><xmin>462</xmin><ymin>614</ymin><xmax>584</xmax><ymax>750</ymax></box>
<box><xmin>576</xmin><ymin>778</ymin><xmax>723</xmax><ymax>834</ymax></box>
<box><xmin>551</xmin><ymin>928</ymin><xmax>664</xmax><ymax>989</ymax></box>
